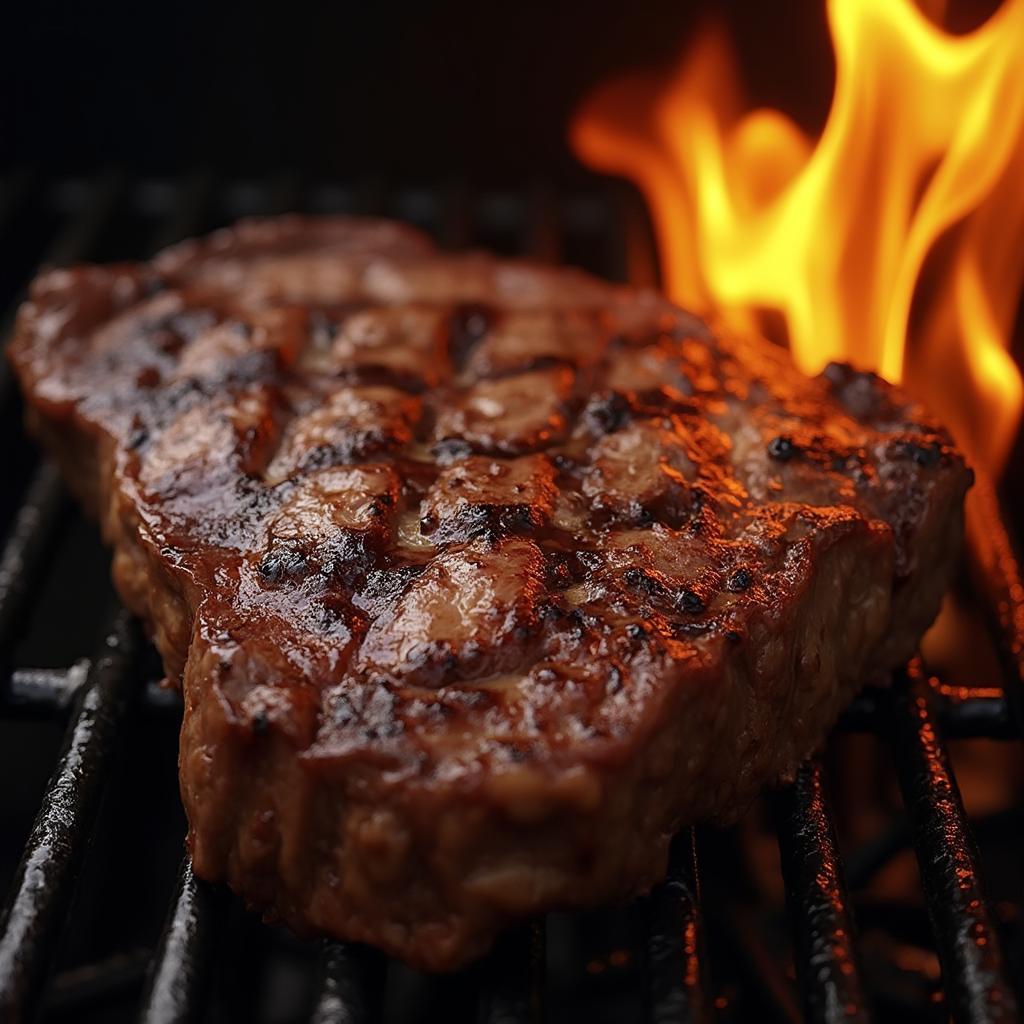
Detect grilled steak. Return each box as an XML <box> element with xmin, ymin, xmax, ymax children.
<box><xmin>9</xmin><ymin>216</ymin><xmax>971</xmax><ymax>970</ymax></box>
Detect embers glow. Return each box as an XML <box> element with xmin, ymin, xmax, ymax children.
<box><xmin>571</xmin><ymin>0</ymin><xmax>1024</xmax><ymax>478</ymax></box>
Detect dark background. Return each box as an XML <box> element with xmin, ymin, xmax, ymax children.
<box><xmin>2</xmin><ymin>1</ymin><xmax>1004</xmax><ymax>178</ymax></box>
<box><xmin>1</xmin><ymin>0</ymin><xmax>868</xmax><ymax>179</ymax></box>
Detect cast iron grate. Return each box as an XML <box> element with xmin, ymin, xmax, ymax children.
<box><xmin>0</xmin><ymin>172</ymin><xmax>1021</xmax><ymax>1023</ymax></box>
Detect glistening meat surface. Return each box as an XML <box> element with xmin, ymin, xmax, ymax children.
<box><xmin>8</xmin><ymin>216</ymin><xmax>971</xmax><ymax>970</ymax></box>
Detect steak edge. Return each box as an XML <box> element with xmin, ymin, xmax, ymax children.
<box><xmin>8</xmin><ymin>216</ymin><xmax>971</xmax><ymax>970</ymax></box>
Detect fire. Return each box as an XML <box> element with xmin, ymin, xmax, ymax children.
<box><xmin>571</xmin><ymin>0</ymin><xmax>1024</xmax><ymax>478</ymax></box>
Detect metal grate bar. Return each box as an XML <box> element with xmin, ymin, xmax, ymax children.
<box><xmin>0</xmin><ymin>464</ymin><xmax>67</xmax><ymax>658</ymax></box>
<box><xmin>775</xmin><ymin>761</ymin><xmax>872</xmax><ymax>1023</ymax></box>
<box><xmin>0</xmin><ymin>610</ymin><xmax>140</xmax><ymax>1021</ymax></box>
<box><xmin>4</xmin><ymin>667</ymin><xmax>182</xmax><ymax>719</ymax></box>
<box><xmin>966</xmin><ymin>477</ymin><xmax>1024</xmax><ymax>739</ymax></box>
<box><xmin>887</xmin><ymin>664</ymin><xmax>1019</xmax><ymax>1023</ymax></box>
<box><xmin>137</xmin><ymin>857</ymin><xmax>227</xmax><ymax>1024</ymax></box>
<box><xmin>3</xmin><ymin>664</ymin><xmax>89</xmax><ymax>716</ymax></box>
<box><xmin>477</xmin><ymin>922</ymin><xmax>546</xmax><ymax>1024</ymax></box>
<box><xmin>310</xmin><ymin>941</ymin><xmax>385</xmax><ymax>1024</ymax></box>
<box><xmin>839</xmin><ymin>683</ymin><xmax>1015</xmax><ymax>739</ymax></box>
<box><xmin>643</xmin><ymin>829</ymin><xmax>711</xmax><ymax>1024</ymax></box>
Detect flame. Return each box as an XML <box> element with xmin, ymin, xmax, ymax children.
<box><xmin>571</xmin><ymin>0</ymin><xmax>1024</xmax><ymax>478</ymax></box>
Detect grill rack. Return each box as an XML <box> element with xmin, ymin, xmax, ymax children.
<box><xmin>0</xmin><ymin>172</ymin><xmax>1020</xmax><ymax>1023</ymax></box>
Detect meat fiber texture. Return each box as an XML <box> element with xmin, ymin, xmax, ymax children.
<box><xmin>9</xmin><ymin>216</ymin><xmax>971</xmax><ymax>969</ymax></box>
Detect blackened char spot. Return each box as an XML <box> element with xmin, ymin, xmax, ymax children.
<box><xmin>685</xmin><ymin>488</ymin><xmax>707</xmax><ymax>535</ymax></box>
<box><xmin>297</xmin><ymin>425</ymin><xmax>404</xmax><ymax>471</ymax></box>
<box><xmin>258</xmin><ymin>547</ymin><xmax>309</xmax><ymax>584</ymax></box>
<box><xmin>142</xmin><ymin>306</ymin><xmax>220</xmax><ymax>359</ymax></box>
<box><xmin>431</xmin><ymin>438</ymin><xmax>473</xmax><ymax>465</ymax></box>
<box><xmin>566</xmin><ymin>607</ymin><xmax>592</xmax><ymax>636</ymax></box>
<box><xmin>669</xmin><ymin>619</ymin><xmax>716</xmax><ymax>639</ymax></box>
<box><xmin>331</xmin><ymin>686</ymin><xmax>402</xmax><ymax>739</ymax></box>
<box><xmin>576</xmin><ymin>550</ymin><xmax>603</xmax><ymax>573</ymax></box>
<box><xmin>674</xmin><ymin>589</ymin><xmax>705</xmax><ymax>614</ymax></box>
<box><xmin>894</xmin><ymin>439</ymin><xmax>942</xmax><ymax>468</ymax></box>
<box><xmin>767</xmin><ymin>435</ymin><xmax>798</xmax><ymax>462</ymax></box>
<box><xmin>625</xmin><ymin>569</ymin><xmax>705</xmax><ymax>615</ymax></box>
<box><xmin>359</xmin><ymin>564</ymin><xmax>426</xmax><ymax>607</ymax></box>
<box><xmin>424</xmin><ymin>502</ymin><xmax>540</xmax><ymax>545</ymax></box>
<box><xmin>538</xmin><ymin>602</ymin><xmax>561</xmax><ymax>623</ymax></box>
<box><xmin>319</xmin><ymin>531</ymin><xmax>377</xmax><ymax>584</ymax></box>
<box><xmin>448</xmin><ymin>303</ymin><xmax>494</xmax><ymax>369</ymax></box>
<box><xmin>726</xmin><ymin>567</ymin><xmax>753</xmax><ymax>592</ymax></box>
<box><xmin>127</xmin><ymin>426</ymin><xmax>150</xmax><ymax>450</ymax></box>
<box><xmin>624</xmin><ymin>567</ymin><xmax>671</xmax><ymax>603</ymax></box>
<box><xmin>582</xmin><ymin>390</ymin><xmax>632</xmax><ymax>436</ymax></box>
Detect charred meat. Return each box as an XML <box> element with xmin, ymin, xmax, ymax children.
<box><xmin>9</xmin><ymin>217</ymin><xmax>970</xmax><ymax>970</ymax></box>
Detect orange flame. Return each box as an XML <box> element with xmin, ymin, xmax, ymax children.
<box><xmin>571</xmin><ymin>0</ymin><xmax>1024</xmax><ymax>478</ymax></box>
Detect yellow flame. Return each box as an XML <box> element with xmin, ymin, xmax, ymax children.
<box><xmin>571</xmin><ymin>0</ymin><xmax>1024</xmax><ymax>477</ymax></box>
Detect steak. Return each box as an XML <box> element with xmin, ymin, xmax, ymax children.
<box><xmin>8</xmin><ymin>216</ymin><xmax>971</xmax><ymax>970</ymax></box>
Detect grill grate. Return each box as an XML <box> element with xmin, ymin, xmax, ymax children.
<box><xmin>0</xmin><ymin>173</ymin><xmax>1021</xmax><ymax>1024</ymax></box>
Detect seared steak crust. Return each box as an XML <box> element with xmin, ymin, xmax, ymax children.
<box><xmin>9</xmin><ymin>216</ymin><xmax>970</xmax><ymax>970</ymax></box>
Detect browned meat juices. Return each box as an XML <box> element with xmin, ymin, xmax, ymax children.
<box><xmin>8</xmin><ymin>217</ymin><xmax>971</xmax><ymax>970</ymax></box>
